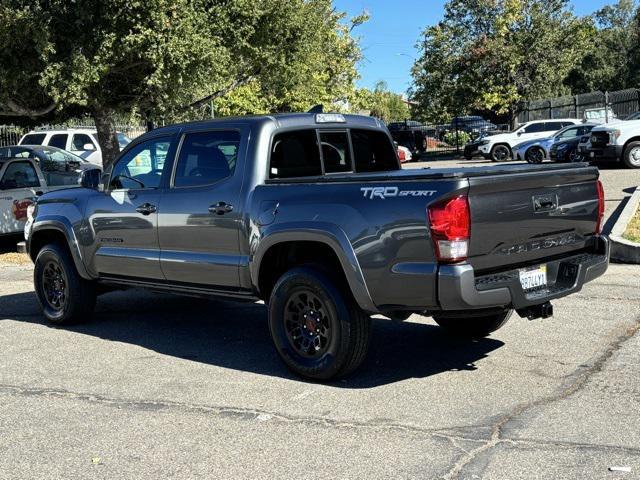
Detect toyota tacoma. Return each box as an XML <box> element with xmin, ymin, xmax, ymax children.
<box><xmin>26</xmin><ymin>113</ymin><xmax>609</xmax><ymax>380</ymax></box>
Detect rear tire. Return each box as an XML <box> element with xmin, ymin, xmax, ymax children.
<box><xmin>34</xmin><ymin>243</ymin><xmax>96</xmax><ymax>325</ymax></box>
<box><xmin>622</xmin><ymin>141</ymin><xmax>640</xmax><ymax>168</ymax></box>
<box><xmin>433</xmin><ymin>309</ymin><xmax>513</xmax><ymax>338</ymax></box>
<box><xmin>490</xmin><ymin>144</ymin><xmax>512</xmax><ymax>162</ymax></box>
<box><xmin>268</xmin><ymin>266</ymin><xmax>371</xmax><ymax>380</ymax></box>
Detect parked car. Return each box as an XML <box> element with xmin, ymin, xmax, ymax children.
<box><xmin>387</xmin><ymin>122</ymin><xmax>427</xmax><ymax>157</ymax></box>
<box><xmin>19</xmin><ymin>128</ymin><xmax>131</xmax><ymax>166</ymax></box>
<box><xmin>395</xmin><ymin>143</ymin><xmax>412</xmax><ymax>163</ymax></box>
<box><xmin>583</xmin><ymin>107</ymin><xmax>618</xmax><ymax>124</ymax></box>
<box><xmin>586</xmin><ymin>115</ymin><xmax>640</xmax><ymax>168</ymax></box>
<box><xmin>549</xmin><ymin>134</ymin><xmax>590</xmax><ymax>163</ymax></box>
<box><xmin>477</xmin><ymin>119</ymin><xmax>581</xmax><ymax>162</ymax></box>
<box><xmin>450</xmin><ymin>116</ymin><xmax>498</xmax><ymax>137</ymax></box>
<box><xmin>25</xmin><ymin>112</ymin><xmax>609</xmax><ymax>380</ymax></box>
<box><xmin>513</xmin><ymin>124</ymin><xmax>596</xmax><ymax>163</ymax></box>
<box><xmin>0</xmin><ymin>151</ymin><xmax>100</xmax><ymax>237</ymax></box>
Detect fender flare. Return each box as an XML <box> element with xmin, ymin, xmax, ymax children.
<box><xmin>250</xmin><ymin>222</ymin><xmax>377</xmax><ymax>313</ymax></box>
<box><xmin>29</xmin><ymin>216</ymin><xmax>92</xmax><ymax>280</ymax></box>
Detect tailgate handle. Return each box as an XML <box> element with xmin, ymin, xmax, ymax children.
<box><xmin>533</xmin><ymin>194</ymin><xmax>557</xmax><ymax>212</ymax></box>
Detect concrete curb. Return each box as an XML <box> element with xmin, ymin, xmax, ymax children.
<box><xmin>610</xmin><ymin>186</ymin><xmax>640</xmax><ymax>264</ymax></box>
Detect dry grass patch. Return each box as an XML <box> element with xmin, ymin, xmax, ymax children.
<box><xmin>623</xmin><ymin>205</ymin><xmax>640</xmax><ymax>243</ymax></box>
<box><xmin>0</xmin><ymin>252</ymin><xmax>31</xmax><ymax>266</ymax></box>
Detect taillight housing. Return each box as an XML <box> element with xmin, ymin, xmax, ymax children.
<box><xmin>397</xmin><ymin>149</ymin><xmax>406</xmax><ymax>162</ymax></box>
<box><xmin>428</xmin><ymin>195</ymin><xmax>470</xmax><ymax>263</ymax></box>
<box><xmin>595</xmin><ymin>180</ymin><xmax>605</xmax><ymax>234</ymax></box>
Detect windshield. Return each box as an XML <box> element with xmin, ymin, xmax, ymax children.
<box><xmin>625</xmin><ymin>112</ymin><xmax>640</xmax><ymax>121</ymax></box>
<box><xmin>117</xmin><ymin>132</ymin><xmax>132</xmax><ymax>149</ymax></box>
<box><xmin>38</xmin><ymin>147</ymin><xmax>87</xmax><ymax>163</ymax></box>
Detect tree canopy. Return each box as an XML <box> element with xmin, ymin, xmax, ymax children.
<box><xmin>0</xmin><ymin>0</ymin><xmax>367</xmax><ymax>166</ymax></box>
<box><xmin>410</xmin><ymin>0</ymin><xmax>591</xmax><ymax>123</ymax></box>
<box><xmin>350</xmin><ymin>81</ymin><xmax>410</xmax><ymax>122</ymax></box>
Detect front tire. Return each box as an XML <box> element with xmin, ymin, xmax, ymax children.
<box><xmin>433</xmin><ymin>309</ymin><xmax>513</xmax><ymax>338</ymax></box>
<box><xmin>268</xmin><ymin>266</ymin><xmax>371</xmax><ymax>380</ymax></box>
<box><xmin>525</xmin><ymin>146</ymin><xmax>545</xmax><ymax>164</ymax></box>
<box><xmin>34</xmin><ymin>243</ymin><xmax>96</xmax><ymax>325</ymax></box>
<box><xmin>622</xmin><ymin>141</ymin><xmax>640</xmax><ymax>168</ymax></box>
<box><xmin>490</xmin><ymin>144</ymin><xmax>512</xmax><ymax>162</ymax></box>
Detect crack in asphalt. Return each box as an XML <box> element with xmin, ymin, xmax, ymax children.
<box><xmin>441</xmin><ymin>318</ymin><xmax>640</xmax><ymax>480</ymax></box>
<box><xmin>0</xmin><ymin>382</ymin><xmax>474</xmax><ymax>436</ymax></box>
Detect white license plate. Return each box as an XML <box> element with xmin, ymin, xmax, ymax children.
<box><xmin>519</xmin><ymin>265</ymin><xmax>547</xmax><ymax>291</ymax></box>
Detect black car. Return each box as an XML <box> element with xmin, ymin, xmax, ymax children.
<box><xmin>550</xmin><ymin>126</ymin><xmax>596</xmax><ymax>163</ymax></box>
<box><xmin>386</xmin><ymin>121</ymin><xmax>429</xmax><ymax>157</ymax></box>
<box><xmin>451</xmin><ymin>116</ymin><xmax>497</xmax><ymax>136</ymax></box>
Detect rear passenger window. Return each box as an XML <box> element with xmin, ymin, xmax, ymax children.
<box><xmin>173</xmin><ymin>130</ymin><xmax>239</xmax><ymax>187</ymax></box>
<box><xmin>48</xmin><ymin>134</ymin><xmax>68</xmax><ymax>149</ymax></box>
<box><xmin>270</xmin><ymin>130</ymin><xmax>322</xmax><ymax>179</ymax></box>
<box><xmin>544</xmin><ymin>122</ymin><xmax>564</xmax><ymax>131</ymax></box>
<box><xmin>319</xmin><ymin>131</ymin><xmax>352</xmax><ymax>173</ymax></box>
<box><xmin>351</xmin><ymin>129</ymin><xmax>399</xmax><ymax>172</ymax></box>
<box><xmin>20</xmin><ymin>133</ymin><xmax>46</xmax><ymax>145</ymax></box>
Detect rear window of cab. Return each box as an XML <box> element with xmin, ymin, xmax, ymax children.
<box><xmin>269</xmin><ymin>128</ymin><xmax>399</xmax><ymax>179</ymax></box>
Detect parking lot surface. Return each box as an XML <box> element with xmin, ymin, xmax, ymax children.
<box><xmin>1</xmin><ymin>160</ymin><xmax>639</xmax><ymax>479</ymax></box>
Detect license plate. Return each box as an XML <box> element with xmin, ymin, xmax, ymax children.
<box><xmin>519</xmin><ymin>265</ymin><xmax>547</xmax><ymax>291</ymax></box>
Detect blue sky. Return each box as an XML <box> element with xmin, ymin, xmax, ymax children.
<box><xmin>333</xmin><ymin>0</ymin><xmax>617</xmax><ymax>94</ymax></box>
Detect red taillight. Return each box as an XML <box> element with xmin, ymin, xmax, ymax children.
<box><xmin>596</xmin><ymin>180</ymin><xmax>605</xmax><ymax>234</ymax></box>
<box><xmin>397</xmin><ymin>149</ymin><xmax>406</xmax><ymax>162</ymax></box>
<box><xmin>428</xmin><ymin>195</ymin><xmax>470</xmax><ymax>263</ymax></box>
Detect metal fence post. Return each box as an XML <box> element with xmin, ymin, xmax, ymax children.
<box><xmin>455</xmin><ymin>124</ymin><xmax>460</xmax><ymax>155</ymax></box>
<box><xmin>605</xmin><ymin>91</ymin><xmax>609</xmax><ymax>123</ymax></box>
<box><xmin>573</xmin><ymin>95</ymin><xmax>578</xmax><ymax>119</ymax></box>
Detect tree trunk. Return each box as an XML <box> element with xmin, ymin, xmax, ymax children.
<box><xmin>92</xmin><ymin>107</ymin><xmax>120</xmax><ymax>170</ymax></box>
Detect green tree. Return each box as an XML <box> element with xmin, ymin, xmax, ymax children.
<box><xmin>565</xmin><ymin>0</ymin><xmax>640</xmax><ymax>92</ymax></box>
<box><xmin>351</xmin><ymin>81</ymin><xmax>410</xmax><ymax>122</ymax></box>
<box><xmin>410</xmin><ymin>0</ymin><xmax>590</xmax><ymax>124</ymax></box>
<box><xmin>0</xmin><ymin>0</ymin><xmax>366</xmax><ymax>167</ymax></box>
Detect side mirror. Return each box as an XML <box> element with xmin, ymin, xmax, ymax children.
<box><xmin>79</xmin><ymin>168</ymin><xmax>102</xmax><ymax>189</ymax></box>
<box><xmin>517</xmin><ymin>131</ymin><xmax>523</xmax><ymax>136</ymax></box>
<box><xmin>83</xmin><ymin>143</ymin><xmax>97</xmax><ymax>151</ymax></box>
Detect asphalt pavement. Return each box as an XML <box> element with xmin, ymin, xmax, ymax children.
<box><xmin>0</xmin><ymin>159</ymin><xmax>639</xmax><ymax>479</ymax></box>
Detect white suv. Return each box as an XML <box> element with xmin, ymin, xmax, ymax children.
<box><xmin>477</xmin><ymin>119</ymin><xmax>581</xmax><ymax>162</ymax></box>
<box><xmin>19</xmin><ymin>128</ymin><xmax>131</xmax><ymax>166</ymax></box>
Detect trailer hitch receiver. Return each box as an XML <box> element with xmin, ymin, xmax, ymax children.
<box><xmin>517</xmin><ymin>301</ymin><xmax>553</xmax><ymax>320</ymax></box>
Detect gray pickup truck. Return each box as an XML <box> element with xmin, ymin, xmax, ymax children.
<box><xmin>25</xmin><ymin>113</ymin><xmax>609</xmax><ymax>379</ymax></box>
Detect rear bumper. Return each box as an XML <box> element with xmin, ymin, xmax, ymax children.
<box><xmin>587</xmin><ymin>145</ymin><xmax>622</xmax><ymax>161</ymax></box>
<box><xmin>438</xmin><ymin>236</ymin><xmax>609</xmax><ymax>310</ymax></box>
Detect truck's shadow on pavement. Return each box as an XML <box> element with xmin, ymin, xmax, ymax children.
<box><xmin>1</xmin><ymin>289</ymin><xmax>504</xmax><ymax>388</ymax></box>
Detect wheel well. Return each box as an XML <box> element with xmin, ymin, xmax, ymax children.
<box><xmin>622</xmin><ymin>137</ymin><xmax>640</xmax><ymax>154</ymax></box>
<box><xmin>257</xmin><ymin>241</ymin><xmax>348</xmax><ymax>301</ymax></box>
<box><xmin>29</xmin><ymin>229</ymin><xmax>69</xmax><ymax>262</ymax></box>
<box><xmin>492</xmin><ymin>143</ymin><xmax>512</xmax><ymax>153</ymax></box>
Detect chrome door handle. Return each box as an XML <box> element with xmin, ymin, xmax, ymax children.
<box><xmin>136</xmin><ymin>203</ymin><xmax>157</xmax><ymax>215</ymax></box>
<box><xmin>209</xmin><ymin>202</ymin><xmax>234</xmax><ymax>215</ymax></box>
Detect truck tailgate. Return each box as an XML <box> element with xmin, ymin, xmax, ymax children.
<box><xmin>467</xmin><ymin>166</ymin><xmax>601</xmax><ymax>272</ymax></box>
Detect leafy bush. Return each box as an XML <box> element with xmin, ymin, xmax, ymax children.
<box><xmin>443</xmin><ymin>131</ymin><xmax>471</xmax><ymax>147</ymax></box>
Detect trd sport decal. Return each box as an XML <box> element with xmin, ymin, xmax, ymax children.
<box><xmin>360</xmin><ymin>186</ymin><xmax>437</xmax><ymax>200</ymax></box>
